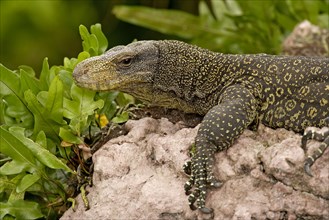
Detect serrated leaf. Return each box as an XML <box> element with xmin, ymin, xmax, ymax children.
<box><xmin>17</xmin><ymin>173</ymin><xmax>41</xmax><ymax>193</ymax></box>
<box><xmin>0</xmin><ymin>200</ymin><xmax>43</xmax><ymax>219</ymax></box>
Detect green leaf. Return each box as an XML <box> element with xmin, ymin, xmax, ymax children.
<box><xmin>112</xmin><ymin>6</ymin><xmax>216</xmax><ymax>39</ymax></box>
<box><xmin>1</xmin><ymin>64</ymin><xmax>34</xmax><ymax>128</ymax></box>
<box><xmin>4</xmin><ymin>173</ymin><xmax>25</xmax><ymax>202</ymax></box>
<box><xmin>38</xmin><ymin>58</ymin><xmax>51</xmax><ymax>91</ymax></box>
<box><xmin>35</xmin><ymin>131</ymin><xmax>47</xmax><ymax>149</ymax></box>
<box><xmin>0</xmin><ymin>176</ymin><xmax>14</xmax><ymax>193</ymax></box>
<box><xmin>7</xmin><ymin>174</ymin><xmax>25</xmax><ymax>202</ymax></box>
<box><xmin>59</xmin><ymin>127</ymin><xmax>82</xmax><ymax>144</ymax></box>
<box><xmin>115</xmin><ymin>92</ymin><xmax>134</xmax><ymax>107</ymax></box>
<box><xmin>24</xmin><ymin>90</ymin><xmax>64</xmax><ymax>142</ymax></box>
<box><xmin>2</xmin><ymin>94</ymin><xmax>34</xmax><ymax>128</ymax></box>
<box><xmin>90</xmin><ymin>23</ymin><xmax>108</xmax><ymax>54</ymax></box>
<box><xmin>46</xmin><ymin>76</ymin><xmax>64</xmax><ymax>124</ymax></box>
<box><xmin>58</xmin><ymin>69</ymin><xmax>74</xmax><ymax>98</ymax></box>
<box><xmin>79</xmin><ymin>25</ymin><xmax>98</xmax><ymax>56</ymax></box>
<box><xmin>17</xmin><ymin>173</ymin><xmax>41</xmax><ymax>193</ymax></box>
<box><xmin>77</xmin><ymin>51</ymin><xmax>91</xmax><ymax>62</ymax></box>
<box><xmin>67</xmin><ymin>84</ymin><xmax>104</xmax><ymax>117</ymax></box>
<box><xmin>98</xmin><ymin>91</ymin><xmax>119</xmax><ymax>120</ymax></box>
<box><xmin>0</xmin><ymin>126</ymin><xmax>36</xmax><ymax>170</ymax></box>
<box><xmin>0</xmin><ymin>200</ymin><xmax>43</xmax><ymax>220</ymax></box>
<box><xmin>87</xmin><ymin>35</ymin><xmax>98</xmax><ymax>56</ymax></box>
<box><xmin>63</xmin><ymin>84</ymin><xmax>103</xmax><ymax>134</ymax></box>
<box><xmin>111</xmin><ymin>111</ymin><xmax>129</xmax><ymax>124</ymax></box>
<box><xmin>0</xmin><ymin>64</ymin><xmax>22</xmax><ymax>100</ymax></box>
<box><xmin>18</xmin><ymin>65</ymin><xmax>36</xmax><ymax>77</ymax></box>
<box><xmin>9</xmin><ymin>127</ymin><xmax>73</xmax><ymax>173</ymax></box>
<box><xmin>0</xmin><ymin>160</ymin><xmax>29</xmax><ymax>175</ymax></box>
<box><xmin>1</xmin><ymin>23</ymin><xmax>114</xmax><ymax>220</ymax></box>
<box><xmin>19</xmin><ymin>69</ymin><xmax>41</xmax><ymax>95</ymax></box>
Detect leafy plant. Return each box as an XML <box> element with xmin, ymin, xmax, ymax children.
<box><xmin>0</xmin><ymin>24</ymin><xmax>132</xmax><ymax>219</ymax></box>
<box><xmin>113</xmin><ymin>0</ymin><xmax>329</xmax><ymax>54</ymax></box>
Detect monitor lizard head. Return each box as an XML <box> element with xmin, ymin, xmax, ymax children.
<box><xmin>73</xmin><ymin>40</ymin><xmax>158</xmax><ymax>96</ymax></box>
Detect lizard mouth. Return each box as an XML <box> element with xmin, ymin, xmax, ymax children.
<box><xmin>73</xmin><ymin>62</ymin><xmax>151</xmax><ymax>92</ymax></box>
<box><xmin>73</xmin><ymin>60</ymin><xmax>118</xmax><ymax>91</ymax></box>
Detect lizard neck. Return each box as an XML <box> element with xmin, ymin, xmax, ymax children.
<box><xmin>152</xmin><ymin>40</ymin><xmax>242</xmax><ymax>114</ymax></box>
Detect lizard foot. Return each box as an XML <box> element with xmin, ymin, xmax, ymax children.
<box><xmin>183</xmin><ymin>160</ymin><xmax>194</xmax><ymax>195</ymax></box>
<box><xmin>184</xmin><ymin>145</ymin><xmax>221</xmax><ymax>214</ymax></box>
<box><xmin>301</xmin><ymin>117</ymin><xmax>329</xmax><ymax>176</ymax></box>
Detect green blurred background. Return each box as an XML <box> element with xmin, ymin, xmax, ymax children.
<box><xmin>0</xmin><ymin>0</ymin><xmax>199</xmax><ymax>72</ymax></box>
<box><xmin>1</xmin><ymin>0</ymin><xmax>328</xmax><ymax>73</ymax></box>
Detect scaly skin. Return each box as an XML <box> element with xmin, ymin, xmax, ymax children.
<box><xmin>73</xmin><ymin>40</ymin><xmax>329</xmax><ymax>214</ymax></box>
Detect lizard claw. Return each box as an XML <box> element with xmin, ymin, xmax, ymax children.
<box><xmin>183</xmin><ymin>160</ymin><xmax>192</xmax><ymax>175</ymax></box>
<box><xmin>211</xmin><ymin>181</ymin><xmax>222</xmax><ymax>188</ymax></box>
<box><xmin>200</xmin><ymin>207</ymin><xmax>215</xmax><ymax>220</ymax></box>
<box><xmin>200</xmin><ymin>207</ymin><xmax>213</xmax><ymax>214</ymax></box>
<box><xmin>207</xmin><ymin>177</ymin><xmax>222</xmax><ymax>188</ymax></box>
<box><xmin>304</xmin><ymin>159</ymin><xmax>314</xmax><ymax>177</ymax></box>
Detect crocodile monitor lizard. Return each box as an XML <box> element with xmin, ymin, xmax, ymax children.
<box><xmin>73</xmin><ymin>40</ymin><xmax>329</xmax><ymax>214</ymax></box>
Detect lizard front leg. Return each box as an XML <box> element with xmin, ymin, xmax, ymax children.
<box><xmin>185</xmin><ymin>84</ymin><xmax>258</xmax><ymax>213</ymax></box>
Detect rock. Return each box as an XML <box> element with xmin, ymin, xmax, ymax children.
<box><xmin>282</xmin><ymin>20</ymin><xmax>329</xmax><ymax>57</ymax></box>
<box><xmin>61</xmin><ymin>117</ymin><xmax>329</xmax><ymax>220</ymax></box>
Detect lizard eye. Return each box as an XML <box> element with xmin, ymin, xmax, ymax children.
<box><xmin>120</xmin><ymin>57</ymin><xmax>132</xmax><ymax>67</ymax></box>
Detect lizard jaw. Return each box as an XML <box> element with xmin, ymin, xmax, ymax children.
<box><xmin>73</xmin><ymin>60</ymin><xmax>152</xmax><ymax>92</ymax></box>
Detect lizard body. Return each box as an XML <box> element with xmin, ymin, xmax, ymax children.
<box><xmin>73</xmin><ymin>40</ymin><xmax>329</xmax><ymax>213</ymax></box>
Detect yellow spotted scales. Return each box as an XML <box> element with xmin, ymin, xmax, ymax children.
<box><xmin>73</xmin><ymin>40</ymin><xmax>329</xmax><ymax>214</ymax></box>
